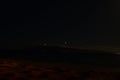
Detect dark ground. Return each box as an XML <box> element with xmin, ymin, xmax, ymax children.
<box><xmin>0</xmin><ymin>46</ymin><xmax>120</xmax><ymax>70</ymax></box>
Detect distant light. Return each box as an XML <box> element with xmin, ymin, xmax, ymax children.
<box><xmin>43</xmin><ymin>43</ymin><xmax>47</xmax><ymax>46</ymax></box>
<box><xmin>64</xmin><ymin>41</ymin><xmax>67</xmax><ymax>45</ymax></box>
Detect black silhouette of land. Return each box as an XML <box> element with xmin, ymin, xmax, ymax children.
<box><xmin>0</xmin><ymin>45</ymin><xmax>120</xmax><ymax>71</ymax></box>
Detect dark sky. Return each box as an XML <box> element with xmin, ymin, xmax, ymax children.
<box><xmin>2</xmin><ymin>0</ymin><xmax>120</xmax><ymax>49</ymax></box>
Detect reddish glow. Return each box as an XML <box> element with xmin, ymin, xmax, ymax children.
<box><xmin>0</xmin><ymin>59</ymin><xmax>119</xmax><ymax>80</ymax></box>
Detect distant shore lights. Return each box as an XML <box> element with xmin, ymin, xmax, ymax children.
<box><xmin>64</xmin><ymin>41</ymin><xmax>68</xmax><ymax>45</ymax></box>
<box><xmin>43</xmin><ymin>43</ymin><xmax>47</xmax><ymax>46</ymax></box>
<box><xmin>64</xmin><ymin>41</ymin><xmax>71</xmax><ymax>48</ymax></box>
<box><xmin>43</xmin><ymin>40</ymin><xmax>47</xmax><ymax>46</ymax></box>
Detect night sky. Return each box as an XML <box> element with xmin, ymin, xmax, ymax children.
<box><xmin>1</xmin><ymin>0</ymin><xmax>120</xmax><ymax>49</ymax></box>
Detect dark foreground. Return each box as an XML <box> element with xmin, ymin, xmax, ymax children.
<box><xmin>1</xmin><ymin>46</ymin><xmax>120</xmax><ymax>68</ymax></box>
<box><xmin>0</xmin><ymin>46</ymin><xmax>120</xmax><ymax>79</ymax></box>
<box><xmin>0</xmin><ymin>59</ymin><xmax>119</xmax><ymax>80</ymax></box>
